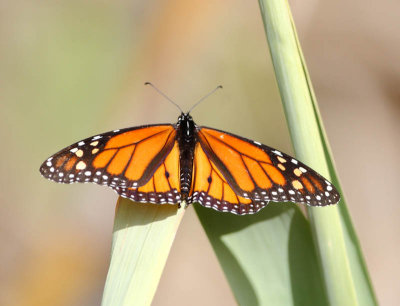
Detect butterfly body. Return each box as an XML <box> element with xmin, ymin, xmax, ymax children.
<box><xmin>176</xmin><ymin>113</ymin><xmax>197</xmax><ymax>200</ymax></box>
<box><xmin>40</xmin><ymin>113</ymin><xmax>340</xmax><ymax>215</ymax></box>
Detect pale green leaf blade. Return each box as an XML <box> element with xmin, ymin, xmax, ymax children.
<box><xmin>257</xmin><ymin>0</ymin><xmax>377</xmax><ymax>304</ymax></box>
<box><xmin>102</xmin><ymin>198</ymin><xmax>185</xmax><ymax>306</ymax></box>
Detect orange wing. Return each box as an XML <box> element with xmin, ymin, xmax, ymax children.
<box><xmin>40</xmin><ymin>124</ymin><xmax>181</xmax><ymax>204</ymax></box>
<box><xmin>113</xmin><ymin>141</ymin><xmax>181</xmax><ymax>204</ymax></box>
<box><xmin>189</xmin><ymin>127</ymin><xmax>340</xmax><ymax>214</ymax></box>
<box><xmin>187</xmin><ymin>142</ymin><xmax>266</xmax><ymax>214</ymax></box>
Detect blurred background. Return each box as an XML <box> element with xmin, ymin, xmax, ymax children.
<box><xmin>1</xmin><ymin>0</ymin><xmax>399</xmax><ymax>305</ymax></box>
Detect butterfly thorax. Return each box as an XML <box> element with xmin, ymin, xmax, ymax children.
<box><xmin>176</xmin><ymin>113</ymin><xmax>197</xmax><ymax>201</ymax></box>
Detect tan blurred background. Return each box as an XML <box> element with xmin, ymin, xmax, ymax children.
<box><xmin>1</xmin><ymin>0</ymin><xmax>399</xmax><ymax>305</ymax></box>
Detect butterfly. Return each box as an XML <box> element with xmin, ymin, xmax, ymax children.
<box><xmin>40</xmin><ymin>84</ymin><xmax>340</xmax><ymax>215</ymax></box>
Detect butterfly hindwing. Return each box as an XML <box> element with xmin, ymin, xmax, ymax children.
<box><xmin>195</xmin><ymin>127</ymin><xmax>340</xmax><ymax>210</ymax></box>
<box><xmin>40</xmin><ymin>124</ymin><xmax>181</xmax><ymax>203</ymax></box>
<box><xmin>113</xmin><ymin>141</ymin><xmax>181</xmax><ymax>204</ymax></box>
<box><xmin>187</xmin><ymin>142</ymin><xmax>268</xmax><ymax>215</ymax></box>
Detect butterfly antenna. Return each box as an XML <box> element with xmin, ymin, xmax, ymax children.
<box><xmin>188</xmin><ymin>85</ymin><xmax>223</xmax><ymax>113</ymax></box>
<box><xmin>145</xmin><ymin>82</ymin><xmax>184</xmax><ymax>113</ymax></box>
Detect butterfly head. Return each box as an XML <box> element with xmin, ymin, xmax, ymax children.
<box><xmin>177</xmin><ymin>112</ymin><xmax>194</xmax><ymax>125</ymax></box>
<box><xmin>179</xmin><ymin>112</ymin><xmax>192</xmax><ymax>120</ymax></box>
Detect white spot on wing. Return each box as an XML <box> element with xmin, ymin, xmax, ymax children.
<box><xmin>272</xmin><ymin>150</ymin><xmax>283</xmax><ymax>156</ymax></box>
<box><xmin>76</xmin><ymin>161</ymin><xmax>86</xmax><ymax>170</ymax></box>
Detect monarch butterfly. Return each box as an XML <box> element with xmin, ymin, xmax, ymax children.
<box><xmin>40</xmin><ymin>84</ymin><xmax>340</xmax><ymax>215</ymax></box>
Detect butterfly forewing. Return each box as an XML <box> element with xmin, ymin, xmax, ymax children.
<box><xmin>40</xmin><ymin>124</ymin><xmax>180</xmax><ymax>204</ymax></box>
<box><xmin>195</xmin><ymin>127</ymin><xmax>340</xmax><ymax>211</ymax></box>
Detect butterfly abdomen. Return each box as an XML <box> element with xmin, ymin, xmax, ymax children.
<box><xmin>176</xmin><ymin>114</ymin><xmax>197</xmax><ymax>200</ymax></box>
<box><xmin>179</xmin><ymin>150</ymin><xmax>194</xmax><ymax>199</ymax></box>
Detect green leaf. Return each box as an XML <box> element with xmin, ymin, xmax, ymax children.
<box><xmin>257</xmin><ymin>0</ymin><xmax>377</xmax><ymax>304</ymax></box>
<box><xmin>102</xmin><ymin>198</ymin><xmax>185</xmax><ymax>306</ymax></box>
<box><xmin>195</xmin><ymin>203</ymin><xmax>328</xmax><ymax>305</ymax></box>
